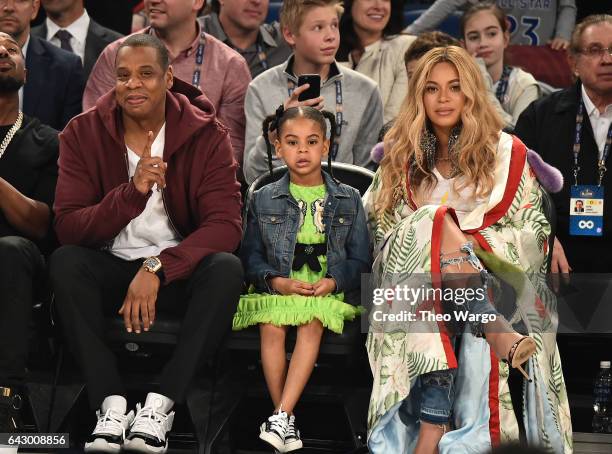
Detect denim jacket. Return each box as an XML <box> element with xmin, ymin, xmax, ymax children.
<box><xmin>241</xmin><ymin>171</ymin><xmax>371</xmax><ymax>293</ymax></box>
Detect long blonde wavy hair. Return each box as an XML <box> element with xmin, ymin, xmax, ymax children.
<box><xmin>375</xmin><ymin>45</ymin><xmax>504</xmax><ymax>215</ymax></box>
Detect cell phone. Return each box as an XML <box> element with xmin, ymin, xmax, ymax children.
<box><xmin>297</xmin><ymin>74</ymin><xmax>321</xmax><ymax>102</ymax></box>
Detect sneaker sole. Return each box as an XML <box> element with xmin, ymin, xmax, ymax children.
<box><xmin>123</xmin><ymin>437</ymin><xmax>168</xmax><ymax>454</ymax></box>
<box><xmin>84</xmin><ymin>438</ymin><xmax>122</xmax><ymax>453</ymax></box>
<box><xmin>259</xmin><ymin>431</ymin><xmax>285</xmax><ymax>452</ymax></box>
<box><xmin>284</xmin><ymin>439</ymin><xmax>303</xmax><ymax>452</ymax></box>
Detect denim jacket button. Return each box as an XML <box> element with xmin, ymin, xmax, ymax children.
<box><xmin>270</xmin><ymin>216</ymin><xmax>276</xmax><ymax>222</ymax></box>
<box><xmin>339</xmin><ymin>217</ymin><xmax>344</xmax><ymax>224</ymax></box>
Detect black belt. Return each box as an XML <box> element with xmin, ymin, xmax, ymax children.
<box><xmin>292</xmin><ymin>243</ymin><xmax>327</xmax><ymax>272</ymax></box>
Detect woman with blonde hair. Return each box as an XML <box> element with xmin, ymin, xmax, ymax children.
<box><xmin>364</xmin><ymin>46</ymin><xmax>572</xmax><ymax>453</ymax></box>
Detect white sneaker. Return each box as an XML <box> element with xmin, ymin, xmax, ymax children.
<box><xmin>84</xmin><ymin>408</ymin><xmax>134</xmax><ymax>453</ymax></box>
<box><xmin>123</xmin><ymin>399</ymin><xmax>174</xmax><ymax>454</ymax></box>
<box><xmin>284</xmin><ymin>414</ymin><xmax>303</xmax><ymax>452</ymax></box>
<box><xmin>259</xmin><ymin>411</ymin><xmax>289</xmax><ymax>452</ymax></box>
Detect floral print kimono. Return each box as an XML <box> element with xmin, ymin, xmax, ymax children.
<box><xmin>363</xmin><ymin>132</ymin><xmax>572</xmax><ymax>453</ymax></box>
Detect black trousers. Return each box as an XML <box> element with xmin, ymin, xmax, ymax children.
<box><xmin>0</xmin><ymin>236</ymin><xmax>45</xmax><ymax>386</ymax></box>
<box><xmin>49</xmin><ymin>246</ymin><xmax>243</xmax><ymax>409</ymax></box>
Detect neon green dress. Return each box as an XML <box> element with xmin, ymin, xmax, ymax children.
<box><xmin>233</xmin><ymin>183</ymin><xmax>362</xmax><ymax>334</ymax></box>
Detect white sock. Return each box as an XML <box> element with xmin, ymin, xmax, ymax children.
<box><xmin>101</xmin><ymin>395</ymin><xmax>127</xmax><ymax>414</ymax></box>
<box><xmin>144</xmin><ymin>392</ymin><xmax>174</xmax><ymax>414</ymax></box>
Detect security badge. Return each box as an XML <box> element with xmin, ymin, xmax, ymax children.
<box><xmin>569</xmin><ymin>185</ymin><xmax>604</xmax><ymax>236</ymax></box>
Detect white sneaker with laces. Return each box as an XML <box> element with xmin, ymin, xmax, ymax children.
<box><xmin>84</xmin><ymin>408</ymin><xmax>134</xmax><ymax>453</ymax></box>
<box><xmin>284</xmin><ymin>414</ymin><xmax>303</xmax><ymax>452</ymax></box>
<box><xmin>123</xmin><ymin>396</ymin><xmax>174</xmax><ymax>454</ymax></box>
<box><xmin>259</xmin><ymin>411</ymin><xmax>289</xmax><ymax>452</ymax></box>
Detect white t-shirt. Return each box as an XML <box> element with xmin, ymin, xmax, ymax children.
<box><xmin>110</xmin><ymin>124</ymin><xmax>180</xmax><ymax>261</ymax></box>
<box><xmin>423</xmin><ymin>167</ymin><xmax>483</xmax><ymax>219</ymax></box>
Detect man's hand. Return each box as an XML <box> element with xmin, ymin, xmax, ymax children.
<box><xmin>119</xmin><ymin>268</ymin><xmax>160</xmax><ymax>333</ymax></box>
<box><xmin>284</xmin><ymin>84</ymin><xmax>325</xmax><ymax>111</ymax></box>
<box><xmin>549</xmin><ymin>38</ymin><xmax>569</xmax><ymax>50</ymax></box>
<box><xmin>270</xmin><ymin>276</ymin><xmax>314</xmax><ymax>296</ymax></box>
<box><xmin>550</xmin><ymin>236</ymin><xmax>572</xmax><ymax>293</ymax></box>
<box><xmin>313</xmin><ymin>278</ymin><xmax>336</xmax><ymax>297</ymax></box>
<box><xmin>132</xmin><ymin>131</ymin><xmax>167</xmax><ymax>195</ymax></box>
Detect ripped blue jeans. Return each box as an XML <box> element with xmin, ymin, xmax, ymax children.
<box><xmin>417</xmin><ymin>242</ymin><xmax>499</xmax><ymax>425</ymax></box>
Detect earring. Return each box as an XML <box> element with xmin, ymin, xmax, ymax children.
<box><xmin>420</xmin><ymin>128</ymin><xmax>437</xmax><ymax>171</ymax></box>
<box><xmin>448</xmin><ymin>125</ymin><xmax>462</xmax><ymax>177</ymax></box>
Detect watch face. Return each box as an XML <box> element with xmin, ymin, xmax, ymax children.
<box><xmin>144</xmin><ymin>257</ymin><xmax>161</xmax><ymax>271</ymax></box>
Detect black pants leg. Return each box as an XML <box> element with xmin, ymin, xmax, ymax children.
<box><xmin>158</xmin><ymin>252</ymin><xmax>243</xmax><ymax>403</ymax></box>
<box><xmin>50</xmin><ymin>245</ymin><xmax>140</xmax><ymax>408</ymax></box>
<box><xmin>50</xmin><ymin>246</ymin><xmax>243</xmax><ymax>409</ymax></box>
<box><xmin>0</xmin><ymin>236</ymin><xmax>44</xmax><ymax>386</ymax></box>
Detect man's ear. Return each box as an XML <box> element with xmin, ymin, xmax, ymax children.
<box><xmin>31</xmin><ymin>0</ymin><xmax>41</xmax><ymax>20</ymax></box>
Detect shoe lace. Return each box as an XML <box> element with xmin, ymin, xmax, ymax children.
<box><xmin>131</xmin><ymin>404</ymin><xmax>169</xmax><ymax>442</ymax></box>
<box><xmin>267</xmin><ymin>412</ymin><xmax>287</xmax><ymax>433</ymax></box>
<box><xmin>94</xmin><ymin>409</ymin><xmax>129</xmax><ymax>439</ymax></box>
<box><xmin>286</xmin><ymin>416</ymin><xmax>298</xmax><ymax>438</ymax></box>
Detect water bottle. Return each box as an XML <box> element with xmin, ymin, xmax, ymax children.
<box><xmin>593</xmin><ymin>360</ymin><xmax>612</xmax><ymax>433</ymax></box>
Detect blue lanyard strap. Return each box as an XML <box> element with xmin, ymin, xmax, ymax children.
<box><xmin>191</xmin><ymin>31</ymin><xmax>207</xmax><ymax>88</ymax></box>
<box><xmin>573</xmin><ymin>100</ymin><xmax>612</xmax><ymax>186</ymax></box>
<box><xmin>495</xmin><ymin>65</ymin><xmax>512</xmax><ymax>105</ymax></box>
<box><xmin>287</xmin><ymin>79</ymin><xmax>343</xmax><ymax>160</ymax></box>
<box><xmin>256</xmin><ymin>42</ymin><xmax>268</xmax><ymax>71</ymax></box>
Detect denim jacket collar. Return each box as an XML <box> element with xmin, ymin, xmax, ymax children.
<box><xmin>270</xmin><ymin>171</ymin><xmax>352</xmax><ymax>200</ymax></box>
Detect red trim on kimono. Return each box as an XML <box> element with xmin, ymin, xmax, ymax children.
<box><xmin>431</xmin><ymin>206</ymin><xmax>458</xmax><ymax>369</ymax></box>
<box><xmin>464</xmin><ymin>136</ymin><xmax>527</xmax><ymax>234</ymax></box>
<box><xmin>471</xmin><ymin>232</ymin><xmax>501</xmax><ymax>447</ymax></box>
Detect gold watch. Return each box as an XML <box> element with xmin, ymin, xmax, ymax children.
<box><xmin>143</xmin><ymin>256</ymin><xmax>163</xmax><ymax>276</ymax></box>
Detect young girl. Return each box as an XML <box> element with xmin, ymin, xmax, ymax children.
<box><xmin>234</xmin><ymin>106</ymin><xmax>371</xmax><ymax>452</ymax></box>
<box><xmin>338</xmin><ymin>0</ymin><xmax>415</xmax><ymax>123</ymax></box>
<box><xmin>461</xmin><ymin>3</ymin><xmax>540</xmax><ymax>127</ymax></box>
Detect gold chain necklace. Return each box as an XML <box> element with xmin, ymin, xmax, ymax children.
<box><xmin>0</xmin><ymin>111</ymin><xmax>24</xmax><ymax>159</ymax></box>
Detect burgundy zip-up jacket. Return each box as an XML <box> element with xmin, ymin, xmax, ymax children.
<box><xmin>54</xmin><ymin>78</ymin><xmax>242</xmax><ymax>284</ymax></box>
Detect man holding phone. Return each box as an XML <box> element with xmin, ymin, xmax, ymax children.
<box><xmin>242</xmin><ymin>0</ymin><xmax>383</xmax><ymax>184</ymax></box>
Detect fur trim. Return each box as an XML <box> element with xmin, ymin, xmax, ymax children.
<box><xmin>371</xmin><ymin>141</ymin><xmax>385</xmax><ymax>164</ymax></box>
<box><xmin>526</xmin><ymin>149</ymin><xmax>564</xmax><ymax>193</ymax></box>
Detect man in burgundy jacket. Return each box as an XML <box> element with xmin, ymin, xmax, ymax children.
<box><xmin>50</xmin><ymin>34</ymin><xmax>243</xmax><ymax>454</ymax></box>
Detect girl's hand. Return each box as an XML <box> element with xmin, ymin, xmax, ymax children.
<box><xmin>549</xmin><ymin>38</ymin><xmax>569</xmax><ymax>50</ymax></box>
<box><xmin>270</xmin><ymin>276</ymin><xmax>314</xmax><ymax>296</ymax></box>
<box><xmin>313</xmin><ymin>278</ymin><xmax>336</xmax><ymax>297</ymax></box>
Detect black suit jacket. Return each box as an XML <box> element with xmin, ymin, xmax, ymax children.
<box><xmin>515</xmin><ymin>82</ymin><xmax>611</xmax><ymax>272</ymax></box>
<box><xmin>31</xmin><ymin>18</ymin><xmax>123</xmax><ymax>78</ymax></box>
<box><xmin>24</xmin><ymin>35</ymin><xmax>84</xmax><ymax>131</ymax></box>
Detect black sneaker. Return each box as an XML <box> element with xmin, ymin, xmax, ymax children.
<box><xmin>259</xmin><ymin>411</ymin><xmax>288</xmax><ymax>452</ymax></box>
<box><xmin>284</xmin><ymin>414</ymin><xmax>303</xmax><ymax>452</ymax></box>
<box><xmin>0</xmin><ymin>386</ymin><xmax>23</xmax><ymax>433</ymax></box>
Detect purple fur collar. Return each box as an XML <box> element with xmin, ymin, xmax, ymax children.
<box><xmin>369</xmin><ymin>141</ymin><xmax>563</xmax><ymax>193</ymax></box>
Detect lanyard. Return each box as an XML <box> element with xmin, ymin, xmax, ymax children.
<box><xmin>191</xmin><ymin>31</ymin><xmax>207</xmax><ymax>89</ymax></box>
<box><xmin>572</xmin><ymin>100</ymin><xmax>612</xmax><ymax>186</ymax></box>
<box><xmin>495</xmin><ymin>65</ymin><xmax>512</xmax><ymax>105</ymax></box>
<box><xmin>287</xmin><ymin>79</ymin><xmax>343</xmax><ymax>160</ymax></box>
<box><xmin>256</xmin><ymin>42</ymin><xmax>268</xmax><ymax>71</ymax></box>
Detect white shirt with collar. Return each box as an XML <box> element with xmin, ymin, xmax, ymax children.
<box><xmin>582</xmin><ymin>85</ymin><xmax>612</xmax><ymax>159</ymax></box>
<box><xmin>45</xmin><ymin>9</ymin><xmax>90</xmax><ymax>64</ymax></box>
